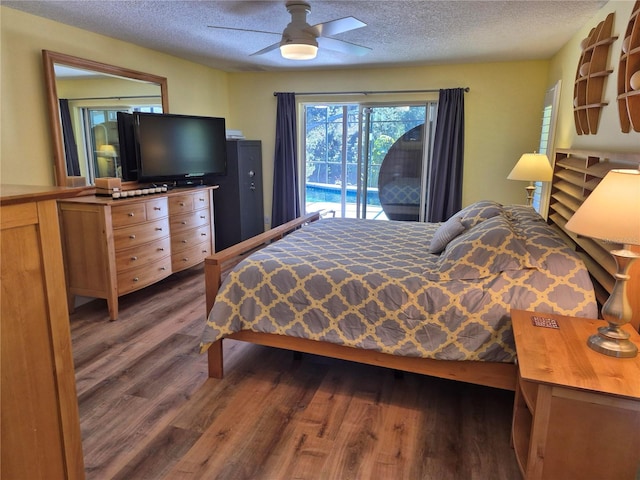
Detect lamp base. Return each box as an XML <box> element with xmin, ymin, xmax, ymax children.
<box><xmin>587</xmin><ymin>325</ymin><xmax>638</xmax><ymax>358</ymax></box>
<box><xmin>525</xmin><ymin>183</ymin><xmax>535</xmax><ymax>206</ymax></box>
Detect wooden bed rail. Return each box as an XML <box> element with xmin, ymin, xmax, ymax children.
<box><xmin>204</xmin><ymin>211</ymin><xmax>321</xmax><ymax>317</ymax></box>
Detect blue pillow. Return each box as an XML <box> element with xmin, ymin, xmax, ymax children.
<box><xmin>429</xmin><ymin>216</ymin><xmax>465</xmax><ymax>254</ymax></box>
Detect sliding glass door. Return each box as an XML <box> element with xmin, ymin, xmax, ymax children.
<box><xmin>303</xmin><ymin>102</ymin><xmax>437</xmax><ymax>221</ymax></box>
<box><xmin>304</xmin><ymin>104</ymin><xmax>359</xmax><ymax>218</ymax></box>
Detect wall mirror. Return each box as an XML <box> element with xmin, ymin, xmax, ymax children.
<box><xmin>42</xmin><ymin>50</ymin><xmax>169</xmax><ymax>187</ymax></box>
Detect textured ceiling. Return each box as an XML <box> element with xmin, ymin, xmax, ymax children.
<box><xmin>4</xmin><ymin>0</ymin><xmax>607</xmax><ymax>72</ymax></box>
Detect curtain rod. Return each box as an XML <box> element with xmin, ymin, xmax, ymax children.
<box><xmin>274</xmin><ymin>87</ymin><xmax>469</xmax><ymax>96</ymax></box>
<box><xmin>65</xmin><ymin>95</ymin><xmax>161</xmax><ymax>101</ymax></box>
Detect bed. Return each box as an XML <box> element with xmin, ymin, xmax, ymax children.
<box><xmin>200</xmin><ymin>200</ymin><xmax>597</xmax><ymax>391</ymax></box>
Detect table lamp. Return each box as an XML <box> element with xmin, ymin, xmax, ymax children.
<box><xmin>97</xmin><ymin>144</ymin><xmax>117</xmax><ymax>157</ymax></box>
<box><xmin>565</xmin><ymin>169</ymin><xmax>640</xmax><ymax>358</ymax></box>
<box><xmin>507</xmin><ymin>153</ymin><xmax>553</xmax><ymax>205</ymax></box>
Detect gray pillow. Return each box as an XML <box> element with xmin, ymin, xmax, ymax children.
<box><xmin>456</xmin><ymin>200</ymin><xmax>503</xmax><ymax>229</ymax></box>
<box><xmin>429</xmin><ymin>215</ymin><xmax>465</xmax><ymax>254</ymax></box>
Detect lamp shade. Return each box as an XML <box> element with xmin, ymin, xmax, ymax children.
<box><xmin>507</xmin><ymin>153</ymin><xmax>553</xmax><ymax>181</ymax></box>
<box><xmin>565</xmin><ymin>169</ymin><xmax>640</xmax><ymax>245</ymax></box>
<box><xmin>280</xmin><ymin>41</ymin><xmax>318</xmax><ymax>60</ymax></box>
<box><xmin>97</xmin><ymin>144</ymin><xmax>116</xmax><ymax>157</ymax></box>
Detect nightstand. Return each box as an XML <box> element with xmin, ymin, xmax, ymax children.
<box><xmin>510</xmin><ymin>309</ymin><xmax>640</xmax><ymax>480</ymax></box>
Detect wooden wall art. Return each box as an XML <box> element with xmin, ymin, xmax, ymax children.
<box><xmin>573</xmin><ymin>13</ymin><xmax>617</xmax><ymax>135</ymax></box>
<box><xmin>617</xmin><ymin>1</ymin><xmax>640</xmax><ymax>133</ymax></box>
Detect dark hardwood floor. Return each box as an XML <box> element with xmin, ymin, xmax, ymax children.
<box><xmin>70</xmin><ymin>264</ymin><xmax>522</xmax><ymax>479</ymax></box>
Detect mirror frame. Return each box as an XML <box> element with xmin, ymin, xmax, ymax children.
<box><xmin>42</xmin><ymin>50</ymin><xmax>169</xmax><ymax>187</ymax></box>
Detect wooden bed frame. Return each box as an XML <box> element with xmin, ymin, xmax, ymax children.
<box><xmin>203</xmin><ymin>148</ymin><xmax>640</xmax><ymax>393</ymax></box>
<box><xmin>204</xmin><ymin>211</ymin><xmax>517</xmax><ymax>391</ymax></box>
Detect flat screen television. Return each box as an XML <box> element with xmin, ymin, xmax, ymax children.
<box><xmin>116</xmin><ymin>112</ymin><xmax>138</xmax><ymax>181</ymax></box>
<box><xmin>133</xmin><ymin>112</ymin><xmax>227</xmax><ymax>185</ymax></box>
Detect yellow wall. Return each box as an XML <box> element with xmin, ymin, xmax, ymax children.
<box><xmin>549</xmin><ymin>1</ymin><xmax>639</xmax><ymax>152</ymax></box>
<box><xmin>0</xmin><ymin>6</ymin><xmax>229</xmax><ymax>185</ymax></box>
<box><xmin>5</xmin><ymin>2</ymin><xmax>634</xmax><ymax>219</ymax></box>
<box><xmin>56</xmin><ymin>76</ymin><xmax>161</xmax><ymax>100</ymax></box>
<box><xmin>228</xmin><ymin>62</ymin><xmax>549</xmax><ymax>218</ymax></box>
<box><xmin>0</xmin><ymin>5</ymin><xmax>547</xmax><ymax>209</ymax></box>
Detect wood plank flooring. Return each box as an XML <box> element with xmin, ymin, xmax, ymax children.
<box><xmin>71</xmin><ymin>264</ymin><xmax>522</xmax><ymax>479</ymax></box>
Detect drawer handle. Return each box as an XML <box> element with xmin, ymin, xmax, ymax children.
<box><xmin>201</xmin><ymin>233</ymin><xmax>207</xmax><ymax>236</ymax></box>
<box><xmin>180</xmin><ymin>202</ymin><xmax>185</xmax><ymax>206</ymax></box>
<box><xmin>200</xmin><ymin>215</ymin><xmax>205</xmax><ymax>219</ymax></box>
<box><xmin>160</xmin><ymin>267</ymin><xmax>167</xmax><ymax>271</ymax></box>
<box><xmin>131</xmin><ymin>256</ymin><xmax>138</xmax><ymax>261</ymax></box>
<box><xmin>158</xmin><ymin>247</ymin><xmax>165</xmax><ymax>252</ymax></box>
<box><xmin>128</xmin><ymin>212</ymin><xmax>135</xmax><ymax>217</ymax></box>
<box><xmin>202</xmin><ymin>249</ymin><xmax>208</xmax><ymax>253</ymax></box>
<box><xmin>154</xmin><ymin>207</ymin><xmax>161</xmax><ymax>211</ymax></box>
<box><xmin>129</xmin><ymin>234</ymin><xmax>136</xmax><ymax>239</ymax></box>
<box><xmin>155</xmin><ymin>227</ymin><xmax>163</xmax><ymax>231</ymax></box>
<box><xmin>183</xmin><ymin>257</ymin><xmax>189</xmax><ymax>262</ymax></box>
<box><xmin>182</xmin><ymin>240</ymin><xmax>187</xmax><ymax>243</ymax></box>
<box><xmin>199</xmin><ymin>198</ymin><xmax>205</xmax><ymax>202</ymax></box>
<box><xmin>181</xmin><ymin>221</ymin><xmax>187</xmax><ymax>225</ymax></box>
<box><xmin>133</xmin><ymin>277</ymin><xmax>139</xmax><ymax>282</ymax></box>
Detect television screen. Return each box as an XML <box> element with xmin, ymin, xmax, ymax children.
<box><xmin>133</xmin><ymin>112</ymin><xmax>227</xmax><ymax>184</ymax></box>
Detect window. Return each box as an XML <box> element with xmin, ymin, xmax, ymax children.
<box><xmin>81</xmin><ymin>105</ymin><xmax>162</xmax><ymax>182</ymax></box>
<box><xmin>532</xmin><ymin>81</ymin><xmax>561</xmax><ymax>215</ymax></box>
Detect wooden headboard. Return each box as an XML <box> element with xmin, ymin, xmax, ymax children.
<box><xmin>547</xmin><ymin>148</ymin><xmax>640</xmax><ymax>331</ymax></box>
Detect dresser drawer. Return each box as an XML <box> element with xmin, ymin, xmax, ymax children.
<box><xmin>193</xmin><ymin>191</ymin><xmax>210</xmax><ymax>210</ymax></box>
<box><xmin>111</xmin><ymin>202</ymin><xmax>147</xmax><ymax>227</ymax></box>
<box><xmin>171</xmin><ymin>225</ymin><xmax>211</xmax><ymax>253</ymax></box>
<box><xmin>115</xmin><ymin>236</ymin><xmax>171</xmax><ymax>272</ymax></box>
<box><xmin>171</xmin><ymin>242</ymin><xmax>212</xmax><ymax>272</ymax></box>
<box><xmin>169</xmin><ymin>194</ymin><xmax>194</xmax><ymax>214</ymax></box>
<box><xmin>170</xmin><ymin>209</ymin><xmax>210</xmax><ymax>233</ymax></box>
<box><xmin>145</xmin><ymin>198</ymin><xmax>168</xmax><ymax>220</ymax></box>
<box><xmin>113</xmin><ymin>218</ymin><xmax>170</xmax><ymax>251</ymax></box>
<box><xmin>117</xmin><ymin>256</ymin><xmax>172</xmax><ymax>295</ymax></box>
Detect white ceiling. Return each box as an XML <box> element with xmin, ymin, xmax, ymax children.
<box><xmin>4</xmin><ymin>0</ymin><xmax>608</xmax><ymax>72</ymax></box>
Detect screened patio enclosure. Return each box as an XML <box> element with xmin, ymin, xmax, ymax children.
<box><xmin>303</xmin><ymin>102</ymin><xmax>437</xmax><ymax>221</ymax></box>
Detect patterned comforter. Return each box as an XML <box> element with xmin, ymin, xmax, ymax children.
<box><xmin>200</xmin><ymin>203</ymin><xmax>597</xmax><ymax>363</ymax></box>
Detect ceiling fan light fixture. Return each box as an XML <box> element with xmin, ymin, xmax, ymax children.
<box><xmin>210</xmin><ymin>0</ymin><xmax>369</xmax><ymax>59</ymax></box>
<box><xmin>280</xmin><ymin>42</ymin><xmax>318</xmax><ymax>60</ymax></box>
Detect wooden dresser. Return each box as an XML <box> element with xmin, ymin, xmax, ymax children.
<box><xmin>1</xmin><ymin>185</ymin><xmax>85</xmax><ymax>479</ymax></box>
<box><xmin>58</xmin><ymin>186</ymin><xmax>216</xmax><ymax>320</ymax></box>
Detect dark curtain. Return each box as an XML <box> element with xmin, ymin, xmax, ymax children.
<box><xmin>427</xmin><ymin>88</ymin><xmax>465</xmax><ymax>222</ymax></box>
<box><xmin>271</xmin><ymin>92</ymin><xmax>301</xmax><ymax>227</ymax></box>
<box><xmin>59</xmin><ymin>99</ymin><xmax>81</xmax><ymax>176</ymax></box>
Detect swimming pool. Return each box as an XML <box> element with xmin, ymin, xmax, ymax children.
<box><xmin>305</xmin><ymin>182</ymin><xmax>380</xmax><ymax>205</ymax></box>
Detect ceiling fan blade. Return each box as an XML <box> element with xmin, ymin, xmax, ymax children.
<box><xmin>318</xmin><ymin>37</ymin><xmax>371</xmax><ymax>56</ymax></box>
<box><xmin>311</xmin><ymin>16</ymin><xmax>366</xmax><ymax>37</ymax></box>
<box><xmin>250</xmin><ymin>41</ymin><xmax>281</xmax><ymax>56</ymax></box>
<box><xmin>208</xmin><ymin>25</ymin><xmax>279</xmax><ymax>36</ymax></box>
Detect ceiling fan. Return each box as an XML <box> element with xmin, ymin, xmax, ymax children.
<box><xmin>208</xmin><ymin>1</ymin><xmax>370</xmax><ymax>60</ymax></box>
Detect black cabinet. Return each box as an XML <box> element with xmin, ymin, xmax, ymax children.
<box><xmin>214</xmin><ymin>140</ymin><xmax>264</xmax><ymax>250</ymax></box>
